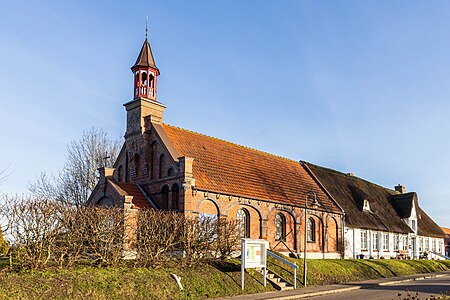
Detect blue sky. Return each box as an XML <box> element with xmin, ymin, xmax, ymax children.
<box><xmin>1</xmin><ymin>1</ymin><xmax>449</xmax><ymax>227</ymax></box>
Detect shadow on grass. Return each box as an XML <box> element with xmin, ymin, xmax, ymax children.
<box><xmin>210</xmin><ymin>260</ymin><xmax>278</xmax><ymax>290</ymax></box>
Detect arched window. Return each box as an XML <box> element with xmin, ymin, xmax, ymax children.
<box><xmin>236</xmin><ymin>208</ymin><xmax>250</xmax><ymax>239</ymax></box>
<box><xmin>159</xmin><ymin>154</ymin><xmax>165</xmax><ymax>179</ymax></box>
<box><xmin>161</xmin><ymin>185</ymin><xmax>169</xmax><ymax>210</ymax></box>
<box><xmin>97</xmin><ymin>196</ymin><xmax>113</xmax><ymax>208</ymax></box>
<box><xmin>149</xmin><ymin>73</ymin><xmax>154</xmax><ymax>87</ymax></box>
<box><xmin>307</xmin><ymin>217</ymin><xmax>316</xmax><ymax>242</ymax></box>
<box><xmin>134</xmin><ymin>153</ymin><xmax>140</xmax><ymax>178</ymax></box>
<box><xmin>275</xmin><ymin>213</ymin><xmax>286</xmax><ymax>241</ymax></box>
<box><xmin>151</xmin><ymin>141</ymin><xmax>157</xmax><ymax>179</ymax></box>
<box><xmin>172</xmin><ymin>184</ymin><xmax>179</xmax><ymax>211</ymax></box>
<box><xmin>141</xmin><ymin>71</ymin><xmax>148</xmax><ymax>85</ymax></box>
<box><xmin>117</xmin><ymin>165</ymin><xmax>123</xmax><ymax>182</ymax></box>
<box><xmin>167</xmin><ymin>167</ymin><xmax>174</xmax><ymax>176</ymax></box>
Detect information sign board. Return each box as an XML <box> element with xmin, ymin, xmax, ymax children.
<box><xmin>241</xmin><ymin>238</ymin><xmax>268</xmax><ymax>289</ymax></box>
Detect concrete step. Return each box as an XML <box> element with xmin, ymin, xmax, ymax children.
<box><xmin>257</xmin><ymin>269</ymin><xmax>294</xmax><ymax>291</ymax></box>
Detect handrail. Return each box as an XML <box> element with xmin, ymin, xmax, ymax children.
<box><xmin>430</xmin><ymin>251</ymin><xmax>450</xmax><ymax>260</ymax></box>
<box><xmin>267</xmin><ymin>251</ymin><xmax>298</xmax><ymax>289</ymax></box>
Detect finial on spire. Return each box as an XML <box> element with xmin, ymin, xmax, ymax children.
<box><xmin>145</xmin><ymin>16</ymin><xmax>148</xmax><ymax>39</ymax></box>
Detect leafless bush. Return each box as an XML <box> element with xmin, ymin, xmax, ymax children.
<box><xmin>213</xmin><ymin>219</ymin><xmax>239</xmax><ymax>259</ymax></box>
<box><xmin>0</xmin><ymin>196</ymin><xmax>126</xmax><ymax>269</ymax></box>
<box><xmin>135</xmin><ymin>209</ymin><xmax>184</xmax><ymax>267</ymax></box>
<box><xmin>74</xmin><ymin>206</ymin><xmax>125</xmax><ymax>266</ymax></box>
<box><xmin>2</xmin><ymin>196</ymin><xmax>64</xmax><ymax>269</ymax></box>
<box><xmin>181</xmin><ymin>216</ymin><xmax>219</xmax><ymax>266</ymax></box>
<box><xmin>0</xmin><ymin>194</ymin><xmax>238</xmax><ymax>269</ymax></box>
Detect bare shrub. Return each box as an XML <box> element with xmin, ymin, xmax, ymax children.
<box><xmin>52</xmin><ymin>204</ymin><xmax>86</xmax><ymax>267</ymax></box>
<box><xmin>75</xmin><ymin>206</ymin><xmax>126</xmax><ymax>266</ymax></box>
<box><xmin>2</xmin><ymin>196</ymin><xmax>64</xmax><ymax>269</ymax></box>
<box><xmin>135</xmin><ymin>209</ymin><xmax>184</xmax><ymax>267</ymax></box>
<box><xmin>213</xmin><ymin>219</ymin><xmax>239</xmax><ymax>259</ymax></box>
<box><xmin>0</xmin><ymin>197</ymin><xmax>126</xmax><ymax>269</ymax></box>
<box><xmin>181</xmin><ymin>216</ymin><xmax>218</xmax><ymax>266</ymax></box>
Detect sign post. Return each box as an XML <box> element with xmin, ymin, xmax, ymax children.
<box><xmin>241</xmin><ymin>238</ymin><xmax>269</xmax><ymax>290</ymax></box>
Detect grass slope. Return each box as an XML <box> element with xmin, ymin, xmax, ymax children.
<box><xmin>0</xmin><ymin>259</ymin><xmax>274</xmax><ymax>300</ymax></box>
<box><xmin>267</xmin><ymin>256</ymin><xmax>450</xmax><ymax>287</ymax></box>
<box><xmin>0</xmin><ymin>258</ymin><xmax>449</xmax><ymax>299</ymax></box>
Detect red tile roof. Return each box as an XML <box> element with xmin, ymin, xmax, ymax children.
<box><xmin>109</xmin><ymin>179</ymin><xmax>150</xmax><ymax>208</ymax></box>
<box><xmin>441</xmin><ymin>227</ymin><xmax>450</xmax><ymax>236</ymax></box>
<box><xmin>162</xmin><ymin>124</ymin><xmax>342</xmax><ymax>213</ymax></box>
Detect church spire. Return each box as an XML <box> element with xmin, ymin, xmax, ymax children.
<box><xmin>131</xmin><ymin>19</ymin><xmax>160</xmax><ymax>101</ymax></box>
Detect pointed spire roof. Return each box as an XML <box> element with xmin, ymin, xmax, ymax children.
<box><xmin>131</xmin><ymin>37</ymin><xmax>159</xmax><ymax>72</ymax></box>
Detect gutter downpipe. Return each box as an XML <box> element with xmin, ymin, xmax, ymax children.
<box><xmin>341</xmin><ymin>215</ymin><xmax>345</xmax><ymax>259</ymax></box>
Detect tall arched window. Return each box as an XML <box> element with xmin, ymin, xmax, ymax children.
<box><xmin>149</xmin><ymin>73</ymin><xmax>154</xmax><ymax>87</ymax></box>
<box><xmin>307</xmin><ymin>217</ymin><xmax>316</xmax><ymax>242</ymax></box>
<box><xmin>134</xmin><ymin>153</ymin><xmax>140</xmax><ymax>178</ymax></box>
<box><xmin>236</xmin><ymin>208</ymin><xmax>250</xmax><ymax>239</ymax></box>
<box><xmin>159</xmin><ymin>154</ymin><xmax>165</xmax><ymax>179</ymax></box>
<box><xmin>117</xmin><ymin>165</ymin><xmax>123</xmax><ymax>182</ymax></box>
<box><xmin>161</xmin><ymin>185</ymin><xmax>169</xmax><ymax>210</ymax></box>
<box><xmin>141</xmin><ymin>71</ymin><xmax>148</xmax><ymax>85</ymax></box>
<box><xmin>151</xmin><ymin>141</ymin><xmax>157</xmax><ymax>179</ymax></box>
<box><xmin>275</xmin><ymin>213</ymin><xmax>286</xmax><ymax>241</ymax></box>
<box><xmin>171</xmin><ymin>184</ymin><xmax>179</xmax><ymax>211</ymax></box>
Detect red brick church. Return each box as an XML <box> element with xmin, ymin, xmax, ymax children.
<box><xmin>88</xmin><ymin>32</ymin><xmax>345</xmax><ymax>258</ymax></box>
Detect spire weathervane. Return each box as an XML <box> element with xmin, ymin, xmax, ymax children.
<box><xmin>146</xmin><ymin>16</ymin><xmax>148</xmax><ymax>39</ymax></box>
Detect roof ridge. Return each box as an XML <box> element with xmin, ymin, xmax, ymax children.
<box><xmin>304</xmin><ymin>161</ymin><xmax>399</xmax><ymax>195</ymax></box>
<box><xmin>163</xmin><ymin>123</ymin><xmax>301</xmax><ymax>164</ymax></box>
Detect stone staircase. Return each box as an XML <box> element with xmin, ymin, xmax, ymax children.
<box><xmin>257</xmin><ymin>268</ymin><xmax>295</xmax><ymax>291</ymax></box>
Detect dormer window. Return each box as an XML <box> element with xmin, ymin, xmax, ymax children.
<box><xmin>363</xmin><ymin>199</ymin><xmax>370</xmax><ymax>211</ymax></box>
<box><xmin>411</xmin><ymin>220</ymin><xmax>416</xmax><ymax>231</ymax></box>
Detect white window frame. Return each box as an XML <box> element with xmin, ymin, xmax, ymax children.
<box><xmin>372</xmin><ymin>232</ymin><xmax>378</xmax><ymax>251</ymax></box>
<box><xmin>419</xmin><ymin>237</ymin><xmax>423</xmax><ymax>252</ymax></box>
<box><xmin>361</xmin><ymin>230</ymin><xmax>368</xmax><ymax>250</ymax></box>
<box><xmin>425</xmin><ymin>238</ymin><xmax>430</xmax><ymax>251</ymax></box>
<box><xmin>402</xmin><ymin>235</ymin><xmax>408</xmax><ymax>251</ymax></box>
<box><xmin>383</xmin><ymin>233</ymin><xmax>389</xmax><ymax>251</ymax></box>
<box><xmin>394</xmin><ymin>234</ymin><xmax>399</xmax><ymax>251</ymax></box>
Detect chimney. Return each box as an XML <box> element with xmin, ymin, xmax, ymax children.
<box><xmin>395</xmin><ymin>184</ymin><xmax>406</xmax><ymax>194</ymax></box>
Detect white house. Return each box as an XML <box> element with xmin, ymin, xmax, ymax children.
<box><xmin>303</xmin><ymin>162</ymin><xmax>446</xmax><ymax>260</ymax></box>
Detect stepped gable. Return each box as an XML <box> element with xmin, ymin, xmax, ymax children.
<box><xmin>161</xmin><ymin>124</ymin><xmax>342</xmax><ymax>213</ymax></box>
<box><xmin>418</xmin><ymin>208</ymin><xmax>447</xmax><ymax>238</ymax></box>
<box><xmin>304</xmin><ymin>162</ymin><xmax>413</xmax><ymax>234</ymax></box>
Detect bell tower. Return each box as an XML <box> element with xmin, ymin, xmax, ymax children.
<box><xmin>131</xmin><ymin>23</ymin><xmax>160</xmax><ymax>101</ymax></box>
<box><xmin>124</xmin><ymin>20</ymin><xmax>165</xmax><ymax>137</ymax></box>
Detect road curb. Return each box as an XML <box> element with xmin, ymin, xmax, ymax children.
<box><xmin>378</xmin><ymin>273</ymin><xmax>448</xmax><ymax>286</ymax></box>
<box><xmin>263</xmin><ymin>286</ymin><xmax>362</xmax><ymax>300</ymax></box>
<box><xmin>213</xmin><ymin>272</ymin><xmax>450</xmax><ymax>300</ymax></box>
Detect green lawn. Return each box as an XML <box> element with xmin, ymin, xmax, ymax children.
<box><xmin>267</xmin><ymin>256</ymin><xmax>450</xmax><ymax>287</ymax></box>
<box><xmin>0</xmin><ymin>257</ymin><xmax>449</xmax><ymax>299</ymax></box>
<box><xmin>0</xmin><ymin>258</ymin><xmax>274</xmax><ymax>300</ymax></box>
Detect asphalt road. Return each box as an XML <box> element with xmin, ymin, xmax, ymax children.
<box><xmin>305</xmin><ymin>275</ymin><xmax>450</xmax><ymax>300</ymax></box>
